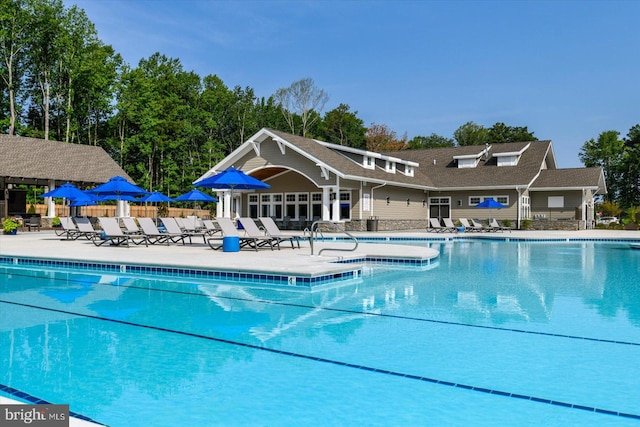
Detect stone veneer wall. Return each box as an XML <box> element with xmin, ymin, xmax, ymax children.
<box><xmin>345</xmin><ymin>219</ymin><xmax>429</xmax><ymax>232</ymax></box>
<box><xmin>528</xmin><ymin>219</ymin><xmax>585</xmax><ymax>231</ymax></box>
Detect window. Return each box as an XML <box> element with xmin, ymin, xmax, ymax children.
<box><xmin>469</xmin><ymin>196</ymin><xmax>509</xmax><ymax>206</ymax></box>
<box><xmin>339</xmin><ymin>191</ymin><xmax>351</xmax><ymax>220</ymax></box>
<box><xmin>311</xmin><ymin>192</ymin><xmax>322</xmax><ymax>220</ymax></box>
<box><xmin>469</xmin><ymin>197</ymin><xmax>481</xmax><ymax>205</ymax></box>
<box><xmin>548</xmin><ymin>196</ymin><xmax>564</xmax><ymax>208</ymax></box>
<box><xmin>385</xmin><ymin>160</ymin><xmax>396</xmax><ymax>173</ymax></box>
<box><xmin>260</xmin><ymin>193</ymin><xmax>283</xmax><ymax>219</ymax></box>
<box><xmin>363</xmin><ymin>156</ymin><xmax>375</xmax><ymax>169</ymax></box>
<box><xmin>248</xmin><ymin>194</ymin><xmax>259</xmax><ymax>218</ymax></box>
<box><xmin>285</xmin><ymin>193</ymin><xmax>309</xmax><ymax>220</ymax></box>
<box><xmin>429</xmin><ymin>197</ymin><xmax>450</xmax><ymax>220</ymax></box>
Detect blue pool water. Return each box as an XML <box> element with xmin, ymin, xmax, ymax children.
<box><xmin>1</xmin><ymin>241</ymin><xmax>640</xmax><ymax>426</ymax></box>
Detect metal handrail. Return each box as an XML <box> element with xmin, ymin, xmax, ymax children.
<box><xmin>309</xmin><ymin>220</ymin><xmax>359</xmax><ymax>256</ymax></box>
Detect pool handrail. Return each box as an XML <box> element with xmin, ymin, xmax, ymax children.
<box><xmin>309</xmin><ymin>220</ymin><xmax>359</xmax><ymax>256</ymax></box>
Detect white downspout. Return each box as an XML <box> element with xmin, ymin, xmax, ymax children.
<box><xmin>370</xmin><ymin>182</ymin><xmax>387</xmax><ymax>218</ymax></box>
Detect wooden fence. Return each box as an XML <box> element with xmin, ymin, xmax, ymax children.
<box><xmin>27</xmin><ymin>204</ymin><xmax>211</xmax><ymax>219</ymax></box>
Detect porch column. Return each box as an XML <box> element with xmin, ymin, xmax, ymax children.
<box><xmin>322</xmin><ymin>187</ymin><xmax>331</xmax><ymax>220</ymax></box>
<box><xmin>216</xmin><ymin>191</ymin><xmax>223</xmax><ymax>218</ymax></box>
<box><xmin>46</xmin><ymin>180</ymin><xmax>56</xmax><ymax>217</ymax></box>
<box><xmin>332</xmin><ymin>186</ymin><xmax>340</xmax><ymax>221</ymax></box>
<box><xmin>223</xmin><ymin>191</ymin><xmax>232</xmax><ymax>218</ymax></box>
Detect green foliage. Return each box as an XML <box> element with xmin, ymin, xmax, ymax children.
<box><xmin>27</xmin><ymin>204</ymin><xmax>35</xmax><ymax>214</ymax></box>
<box><xmin>157</xmin><ymin>203</ymin><xmax>169</xmax><ymax>218</ymax></box>
<box><xmin>317</xmin><ymin>103</ymin><xmax>366</xmax><ymax>148</ymax></box>
<box><xmin>624</xmin><ymin>206</ymin><xmax>640</xmax><ymax>224</ymax></box>
<box><xmin>502</xmin><ymin>219</ymin><xmax>512</xmax><ymax>228</ymax></box>
<box><xmin>52</xmin><ymin>216</ymin><xmax>60</xmax><ymax>227</ymax></box>
<box><xmin>3</xmin><ymin>217</ymin><xmax>20</xmax><ymax>233</ymax></box>
<box><xmin>520</xmin><ymin>219</ymin><xmax>532</xmax><ymax>230</ymax></box>
<box><xmin>408</xmin><ymin>133</ymin><xmax>454</xmax><ymax>149</ymax></box>
<box><xmin>487</xmin><ymin>122</ymin><xmax>536</xmax><ymax>144</ymax></box>
<box><xmin>597</xmin><ymin>201</ymin><xmax>622</xmax><ymax>217</ymax></box>
<box><xmin>453</xmin><ymin>121</ymin><xmax>488</xmax><ymax>146</ymax></box>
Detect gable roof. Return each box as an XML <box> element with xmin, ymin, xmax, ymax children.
<box><xmin>0</xmin><ymin>134</ymin><xmax>133</xmax><ymax>186</ymax></box>
<box><xmin>531</xmin><ymin>168</ymin><xmax>606</xmax><ymax>193</ymax></box>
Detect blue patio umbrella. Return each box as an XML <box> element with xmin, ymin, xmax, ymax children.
<box><xmin>69</xmin><ymin>193</ymin><xmax>99</xmax><ymax>217</ymax></box>
<box><xmin>41</xmin><ymin>182</ymin><xmax>87</xmax><ymax>216</ymax></box>
<box><xmin>138</xmin><ymin>191</ymin><xmax>174</xmax><ymax>217</ymax></box>
<box><xmin>475</xmin><ymin>198</ymin><xmax>506</xmax><ymax>220</ymax></box>
<box><xmin>195</xmin><ymin>167</ymin><xmax>270</xmax><ymax>191</ymax></box>
<box><xmin>41</xmin><ymin>182</ymin><xmax>86</xmax><ymax>199</ymax></box>
<box><xmin>88</xmin><ymin>176</ymin><xmax>148</xmax><ymax>217</ymax></box>
<box><xmin>174</xmin><ymin>189</ymin><xmax>218</xmax><ymax>202</ymax></box>
<box><xmin>174</xmin><ymin>189</ymin><xmax>217</xmax><ymax>216</ymax></box>
<box><xmin>195</xmin><ymin>167</ymin><xmax>269</xmax><ymax>217</ymax></box>
<box><xmin>88</xmin><ymin>176</ymin><xmax>148</xmax><ymax>197</ymax></box>
<box><xmin>138</xmin><ymin>191</ymin><xmax>174</xmax><ymax>203</ymax></box>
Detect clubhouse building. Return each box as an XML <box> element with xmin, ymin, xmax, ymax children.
<box><xmin>196</xmin><ymin>128</ymin><xmax>606</xmax><ymax>231</ymax></box>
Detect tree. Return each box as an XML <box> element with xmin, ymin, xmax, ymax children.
<box><xmin>453</xmin><ymin>121</ymin><xmax>488</xmax><ymax>146</ymax></box>
<box><xmin>365</xmin><ymin>123</ymin><xmax>407</xmax><ymax>152</ymax></box>
<box><xmin>317</xmin><ymin>103</ymin><xmax>366</xmax><ymax>148</ymax></box>
<box><xmin>619</xmin><ymin>124</ymin><xmax>640</xmax><ymax>207</ymax></box>
<box><xmin>407</xmin><ymin>133</ymin><xmax>454</xmax><ymax>149</ymax></box>
<box><xmin>274</xmin><ymin>77</ymin><xmax>328</xmax><ymax>137</ymax></box>
<box><xmin>579</xmin><ymin>130</ymin><xmax>625</xmax><ymax>202</ymax></box>
<box><xmin>0</xmin><ymin>0</ymin><xmax>30</xmax><ymax>135</ymax></box>
<box><xmin>487</xmin><ymin>122</ymin><xmax>536</xmax><ymax>144</ymax></box>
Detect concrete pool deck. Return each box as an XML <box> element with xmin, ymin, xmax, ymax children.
<box><xmin>2</xmin><ymin>227</ymin><xmax>640</xmax><ymax>426</ymax></box>
<box><xmin>1</xmin><ymin>228</ymin><xmax>639</xmax><ymax>277</ymax></box>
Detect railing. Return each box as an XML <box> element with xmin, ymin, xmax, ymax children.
<box><xmin>309</xmin><ymin>220</ymin><xmax>359</xmax><ymax>256</ymax></box>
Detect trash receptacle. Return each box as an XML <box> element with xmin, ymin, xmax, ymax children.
<box><xmin>367</xmin><ymin>216</ymin><xmax>379</xmax><ymax>232</ymax></box>
<box><xmin>222</xmin><ymin>236</ymin><xmax>240</xmax><ymax>252</ymax></box>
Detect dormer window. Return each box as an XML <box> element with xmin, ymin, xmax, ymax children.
<box><xmin>363</xmin><ymin>156</ymin><xmax>375</xmax><ymax>170</ymax></box>
<box><xmin>453</xmin><ymin>145</ymin><xmax>491</xmax><ymax>169</ymax></box>
<box><xmin>494</xmin><ymin>143</ymin><xmax>530</xmax><ymax>167</ymax></box>
<box><xmin>385</xmin><ymin>160</ymin><xmax>396</xmax><ymax>173</ymax></box>
<box><xmin>404</xmin><ymin>165</ymin><xmax>414</xmax><ymax>177</ymax></box>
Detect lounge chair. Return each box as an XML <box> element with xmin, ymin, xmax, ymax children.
<box><xmin>459</xmin><ymin>218</ymin><xmax>482</xmax><ymax>232</ymax></box>
<box><xmin>138</xmin><ymin>217</ymin><xmax>185</xmax><ymax>245</ymax></box>
<box><xmin>238</xmin><ymin>218</ymin><xmax>280</xmax><ymax>250</ymax></box>
<box><xmin>471</xmin><ymin>218</ymin><xmax>491</xmax><ymax>232</ymax></box>
<box><xmin>121</xmin><ymin>217</ymin><xmax>142</xmax><ymax>234</ymax></box>
<box><xmin>489</xmin><ymin>218</ymin><xmax>509</xmax><ymax>232</ymax></box>
<box><xmin>207</xmin><ymin>217</ymin><xmax>275</xmax><ymax>251</ymax></box>
<box><xmin>202</xmin><ymin>219</ymin><xmax>221</xmax><ymax>236</ymax></box>
<box><xmin>56</xmin><ymin>217</ymin><xmax>82</xmax><ymax>240</ymax></box>
<box><xmin>259</xmin><ymin>216</ymin><xmax>301</xmax><ymax>248</ymax></box>
<box><xmin>427</xmin><ymin>218</ymin><xmax>446</xmax><ymax>232</ymax></box>
<box><xmin>94</xmin><ymin>217</ymin><xmax>148</xmax><ymax>247</ymax></box>
<box><xmin>160</xmin><ymin>217</ymin><xmax>204</xmax><ymax>244</ymax></box>
<box><xmin>442</xmin><ymin>218</ymin><xmax>459</xmax><ymax>232</ymax></box>
<box><xmin>74</xmin><ymin>217</ymin><xmax>102</xmax><ymax>240</ymax></box>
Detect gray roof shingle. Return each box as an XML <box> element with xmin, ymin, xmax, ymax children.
<box><xmin>0</xmin><ymin>134</ymin><xmax>133</xmax><ymax>185</ymax></box>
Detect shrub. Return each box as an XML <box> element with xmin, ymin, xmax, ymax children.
<box><xmin>52</xmin><ymin>217</ymin><xmax>61</xmax><ymax>227</ymax></box>
<box><xmin>3</xmin><ymin>217</ymin><xmax>20</xmax><ymax>234</ymax></box>
<box><xmin>502</xmin><ymin>219</ymin><xmax>512</xmax><ymax>228</ymax></box>
<box><xmin>520</xmin><ymin>219</ymin><xmax>532</xmax><ymax>230</ymax></box>
<box><xmin>27</xmin><ymin>204</ymin><xmax>36</xmax><ymax>214</ymax></box>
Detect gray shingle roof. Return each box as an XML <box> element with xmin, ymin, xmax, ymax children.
<box><xmin>531</xmin><ymin>168</ymin><xmax>604</xmax><ymax>190</ymax></box>
<box><xmin>0</xmin><ymin>134</ymin><xmax>133</xmax><ymax>185</ymax></box>
<box><xmin>385</xmin><ymin>141</ymin><xmax>552</xmax><ymax>189</ymax></box>
<box><xmin>268</xmin><ymin>129</ymin><xmax>435</xmax><ymax>187</ymax></box>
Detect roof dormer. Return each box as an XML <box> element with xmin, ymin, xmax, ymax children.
<box><xmin>493</xmin><ymin>143</ymin><xmax>530</xmax><ymax>166</ymax></box>
<box><xmin>385</xmin><ymin>160</ymin><xmax>396</xmax><ymax>173</ymax></box>
<box><xmin>453</xmin><ymin>145</ymin><xmax>491</xmax><ymax>169</ymax></box>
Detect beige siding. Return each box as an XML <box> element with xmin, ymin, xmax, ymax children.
<box><xmin>437</xmin><ymin>190</ymin><xmax>520</xmax><ymax>220</ymax></box>
<box><xmin>366</xmin><ymin>185</ymin><xmax>427</xmax><ymax>220</ymax></box>
<box><xmin>530</xmin><ymin>191</ymin><xmax>582</xmax><ymax>220</ymax></box>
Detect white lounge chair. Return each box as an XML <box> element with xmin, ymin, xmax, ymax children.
<box><xmin>56</xmin><ymin>217</ymin><xmax>82</xmax><ymax>240</ymax></box>
<box><xmin>259</xmin><ymin>217</ymin><xmax>301</xmax><ymax>248</ymax></box>
<box><xmin>208</xmin><ymin>217</ymin><xmax>275</xmax><ymax>251</ymax></box>
<box><xmin>74</xmin><ymin>217</ymin><xmax>102</xmax><ymax>240</ymax></box>
<box><xmin>489</xmin><ymin>218</ymin><xmax>509</xmax><ymax>232</ymax></box>
<box><xmin>138</xmin><ymin>217</ymin><xmax>185</xmax><ymax>245</ymax></box>
<box><xmin>459</xmin><ymin>218</ymin><xmax>482</xmax><ymax>232</ymax></box>
<box><xmin>428</xmin><ymin>218</ymin><xmax>446</xmax><ymax>232</ymax></box>
<box><xmin>442</xmin><ymin>218</ymin><xmax>459</xmax><ymax>232</ymax></box>
<box><xmin>121</xmin><ymin>217</ymin><xmax>142</xmax><ymax>234</ymax></box>
<box><xmin>94</xmin><ymin>217</ymin><xmax>147</xmax><ymax>247</ymax></box>
<box><xmin>161</xmin><ymin>217</ymin><xmax>205</xmax><ymax>244</ymax></box>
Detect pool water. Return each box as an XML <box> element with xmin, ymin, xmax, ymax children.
<box><xmin>1</xmin><ymin>241</ymin><xmax>640</xmax><ymax>426</ymax></box>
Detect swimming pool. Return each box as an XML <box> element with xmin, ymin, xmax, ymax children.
<box><xmin>1</xmin><ymin>241</ymin><xmax>639</xmax><ymax>426</ymax></box>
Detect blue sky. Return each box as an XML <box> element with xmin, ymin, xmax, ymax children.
<box><xmin>65</xmin><ymin>0</ymin><xmax>639</xmax><ymax>168</ymax></box>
